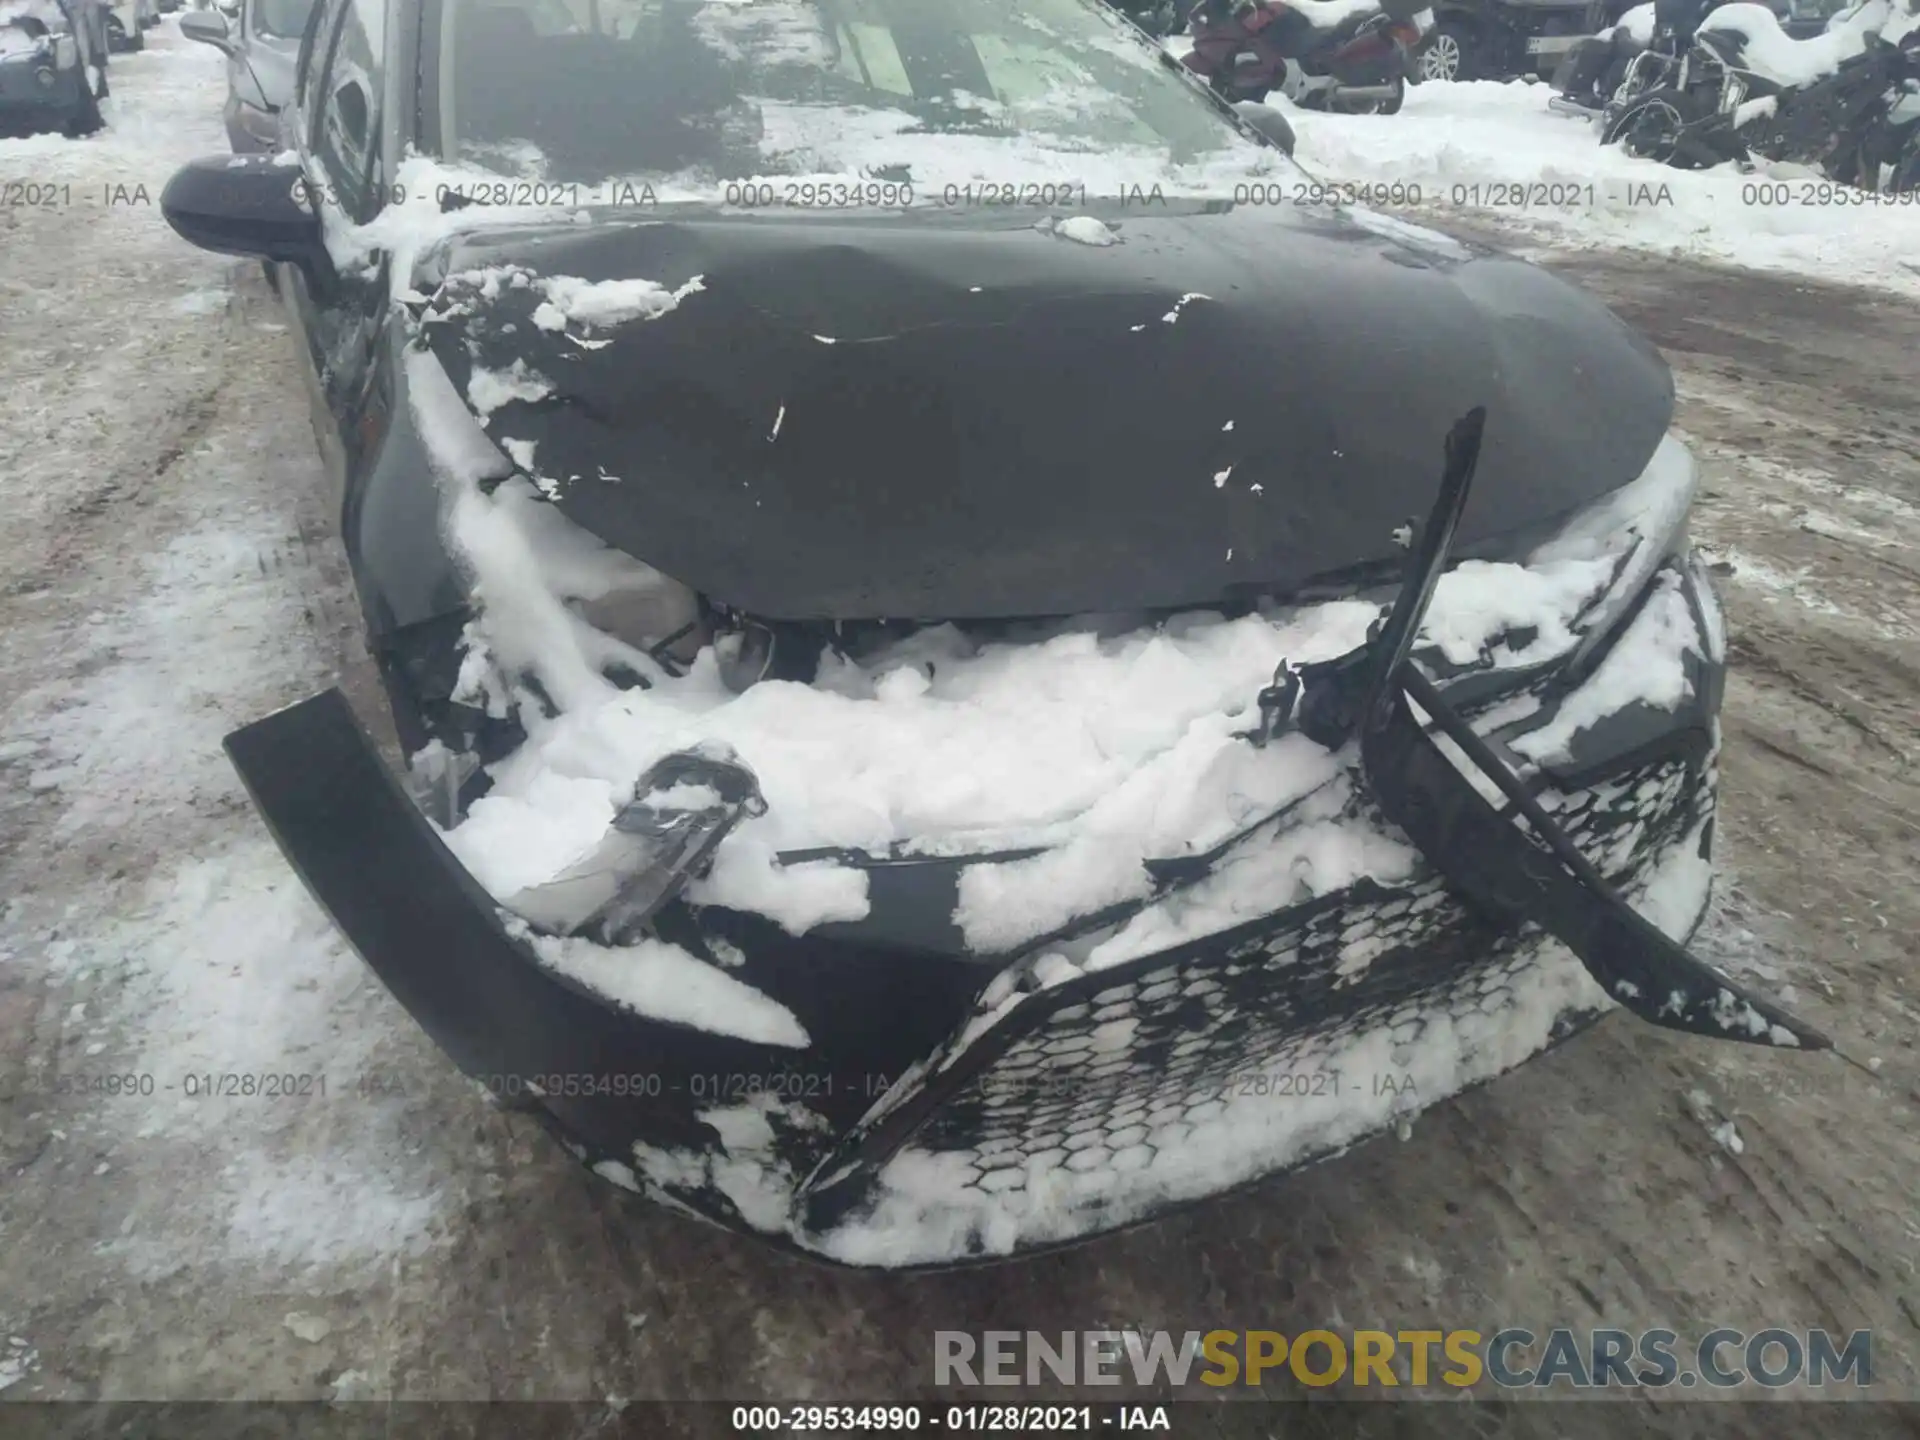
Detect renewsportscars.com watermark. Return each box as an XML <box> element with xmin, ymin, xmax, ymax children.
<box><xmin>933</xmin><ymin>1328</ymin><xmax>1873</xmax><ymax>1391</ymax></box>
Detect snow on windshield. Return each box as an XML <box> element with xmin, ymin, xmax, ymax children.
<box><xmin>436</xmin><ymin>0</ymin><xmax>1287</xmax><ymax>196</ymax></box>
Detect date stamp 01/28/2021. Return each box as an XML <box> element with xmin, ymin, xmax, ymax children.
<box><xmin>26</xmin><ymin>1064</ymin><xmax>1430</xmax><ymax>1107</ymax></box>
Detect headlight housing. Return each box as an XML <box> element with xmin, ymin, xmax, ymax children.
<box><xmin>1526</xmin><ymin>432</ymin><xmax>1698</xmax><ymax>679</ymax></box>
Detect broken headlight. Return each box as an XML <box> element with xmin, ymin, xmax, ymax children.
<box><xmin>505</xmin><ymin>749</ymin><xmax>768</xmax><ymax>944</ymax></box>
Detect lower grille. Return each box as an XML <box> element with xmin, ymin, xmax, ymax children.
<box><xmin>795</xmin><ymin>749</ymin><xmax>1708</xmax><ymax>1262</ymax></box>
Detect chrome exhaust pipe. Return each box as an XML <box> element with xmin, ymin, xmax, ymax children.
<box><xmin>1547</xmin><ymin>95</ymin><xmax>1601</xmax><ymax>118</ymax></box>
<box><xmin>1330</xmin><ymin>83</ymin><xmax>1402</xmax><ymax>104</ymax></box>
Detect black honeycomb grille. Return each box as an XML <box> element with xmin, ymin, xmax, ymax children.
<box><xmin>799</xmin><ymin>749</ymin><xmax>1708</xmax><ymax>1246</ymax></box>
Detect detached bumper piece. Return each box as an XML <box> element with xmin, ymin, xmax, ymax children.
<box><xmin>1282</xmin><ymin>408</ymin><xmax>1825</xmax><ymax>1053</ymax></box>
<box><xmin>224</xmin><ymin>408</ymin><xmax>1827</xmax><ymax>1266</ymax></box>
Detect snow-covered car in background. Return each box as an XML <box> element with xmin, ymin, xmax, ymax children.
<box><xmin>104</xmin><ymin>0</ymin><xmax>155</xmax><ymax>50</ymax></box>
<box><xmin>157</xmin><ymin>0</ymin><xmax>1828</xmax><ymax>1268</ymax></box>
<box><xmin>1</xmin><ymin>0</ymin><xmax>105</xmax><ymax>134</ymax></box>
<box><xmin>179</xmin><ymin>0</ymin><xmax>313</xmax><ymax>151</ymax></box>
<box><xmin>1416</xmin><ymin>0</ymin><xmax>1627</xmax><ymax>80</ymax></box>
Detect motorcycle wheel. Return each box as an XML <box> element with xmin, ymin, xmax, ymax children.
<box><xmin>1601</xmin><ymin>86</ymin><xmax>1717</xmax><ymax>168</ymax></box>
<box><xmin>1891</xmin><ymin>149</ymin><xmax>1920</xmax><ymax>195</ymax></box>
<box><xmin>1360</xmin><ymin>76</ymin><xmax>1406</xmax><ymax>115</ymax></box>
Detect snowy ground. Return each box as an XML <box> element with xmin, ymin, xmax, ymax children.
<box><xmin>1</xmin><ymin>28</ymin><xmax>1917</xmax><ymax>1418</ymax></box>
<box><xmin>1288</xmin><ymin>77</ymin><xmax>1920</xmax><ymax>296</ymax></box>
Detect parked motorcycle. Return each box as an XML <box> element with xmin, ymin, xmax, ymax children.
<box><xmin>1181</xmin><ymin>0</ymin><xmax>1436</xmax><ymax>114</ymax></box>
<box><xmin>1601</xmin><ymin>0</ymin><xmax>1920</xmax><ymax>173</ymax></box>
<box><xmin>1594</xmin><ymin>0</ymin><xmax>1730</xmax><ymax>126</ymax></box>
<box><xmin>1835</xmin><ymin>25</ymin><xmax>1920</xmax><ymax>182</ymax></box>
<box><xmin>1549</xmin><ymin>1</ymin><xmax>1656</xmax><ymax>114</ymax></box>
<box><xmin>1106</xmin><ymin>0</ymin><xmax>1199</xmax><ymax>35</ymax></box>
<box><xmin>1605</xmin><ymin>0</ymin><xmax>1920</xmax><ymax>168</ymax></box>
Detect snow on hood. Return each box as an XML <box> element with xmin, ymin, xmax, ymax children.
<box><xmin>411</xmin><ymin>323</ymin><xmax>1696</xmax><ymax>946</ymax></box>
<box><xmin>1288</xmin><ymin>0</ymin><xmax>1388</xmax><ymax>29</ymax></box>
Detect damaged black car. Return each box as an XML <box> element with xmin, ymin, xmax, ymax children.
<box><xmin>160</xmin><ymin>0</ymin><xmax>1829</xmax><ymax>1267</ymax></box>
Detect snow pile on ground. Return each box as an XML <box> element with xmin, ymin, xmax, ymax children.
<box><xmin>1282</xmin><ymin>76</ymin><xmax>1920</xmax><ymax>294</ymax></box>
<box><xmin>0</xmin><ymin>24</ymin><xmax>455</xmax><ymax>1306</ymax></box>
<box><xmin>7</xmin><ymin>524</ymin><xmax>454</xmax><ymax>1282</ymax></box>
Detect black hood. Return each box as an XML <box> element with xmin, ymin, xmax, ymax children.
<box><xmin>417</xmin><ymin>203</ymin><xmax>1673</xmax><ymax>621</ymax></box>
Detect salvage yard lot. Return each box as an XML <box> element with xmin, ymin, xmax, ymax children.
<box><xmin>1</xmin><ymin>25</ymin><xmax>1916</xmax><ymax>1426</ymax></box>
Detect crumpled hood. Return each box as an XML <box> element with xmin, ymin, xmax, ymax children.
<box><xmin>415</xmin><ymin>203</ymin><xmax>1672</xmax><ymax>621</ymax></box>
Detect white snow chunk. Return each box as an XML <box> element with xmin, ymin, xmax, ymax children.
<box><xmin>327</xmin><ymin>1370</ymin><xmax>379</xmax><ymax>1404</ymax></box>
<box><xmin>523</xmin><ymin>929</ymin><xmax>811</xmax><ymax>1048</ymax></box>
<box><xmin>683</xmin><ymin>839</ymin><xmax>872</xmax><ymax>935</ymax></box>
<box><xmin>0</xmin><ymin>1341</ymin><xmax>37</xmax><ymax>1394</ymax></box>
<box><xmin>465</xmin><ymin>359</ymin><xmax>553</xmax><ymax>419</ymax></box>
<box><xmin>500</xmin><ymin>437</ymin><xmax>538</xmax><ymax>474</ymax></box>
<box><xmin>628</xmin><ymin>1095</ymin><xmax>811</xmax><ymax>1233</ymax></box>
<box><xmin>1055</xmin><ymin>216</ymin><xmax>1119</xmax><ymax>246</ymax></box>
<box><xmin>1511</xmin><ymin>571</ymin><xmax>1698</xmax><ymax>765</ymax></box>
<box><xmin>1697</xmin><ymin>2</ymin><xmax>1886</xmax><ymax>89</ymax></box>
<box><xmin>284</xmin><ymin>1313</ymin><xmax>333</xmax><ymax>1343</ymax></box>
<box><xmin>1163</xmin><ymin>291</ymin><xmax>1211</xmax><ymax>322</ymax></box>
<box><xmin>1615</xmin><ymin>2</ymin><xmax>1656</xmax><ymax>42</ymax></box>
<box><xmin>1733</xmin><ymin>95</ymin><xmax>1779</xmax><ymax>129</ymax></box>
<box><xmin>593</xmin><ymin>1159</ymin><xmax>642</xmax><ymax>1191</ymax></box>
<box><xmin>528</xmin><ymin>274</ymin><xmax>705</xmax><ymax>333</ymax></box>
<box><xmin>405</xmin><ymin>346</ymin><xmax>515</xmax><ymax>484</ymax></box>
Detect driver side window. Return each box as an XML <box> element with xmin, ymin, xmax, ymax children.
<box><xmin>305</xmin><ymin>0</ymin><xmax>386</xmax><ymax>222</ymax></box>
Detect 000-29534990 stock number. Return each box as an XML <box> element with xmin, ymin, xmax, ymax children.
<box><xmin>732</xmin><ymin>1406</ymin><xmax>1109</xmax><ymax>1432</ymax></box>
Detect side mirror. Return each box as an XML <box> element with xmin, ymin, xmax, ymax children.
<box><xmin>160</xmin><ymin>153</ymin><xmax>334</xmax><ymax>287</ymax></box>
<box><xmin>1234</xmin><ymin>99</ymin><xmax>1297</xmax><ymax>154</ymax></box>
<box><xmin>178</xmin><ymin>8</ymin><xmax>233</xmax><ymax>48</ymax></box>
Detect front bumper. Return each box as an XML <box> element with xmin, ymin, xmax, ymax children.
<box><xmin>226</xmin><ymin>541</ymin><xmax>1798</xmax><ymax>1268</ymax></box>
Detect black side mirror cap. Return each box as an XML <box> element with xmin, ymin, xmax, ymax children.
<box><xmin>160</xmin><ymin>154</ymin><xmax>336</xmax><ymax>289</ymax></box>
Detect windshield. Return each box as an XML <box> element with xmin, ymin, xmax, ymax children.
<box><xmin>428</xmin><ymin>0</ymin><xmax>1274</xmax><ymax>194</ymax></box>
<box><xmin>254</xmin><ymin>0</ymin><xmax>315</xmax><ymax>37</ymax></box>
